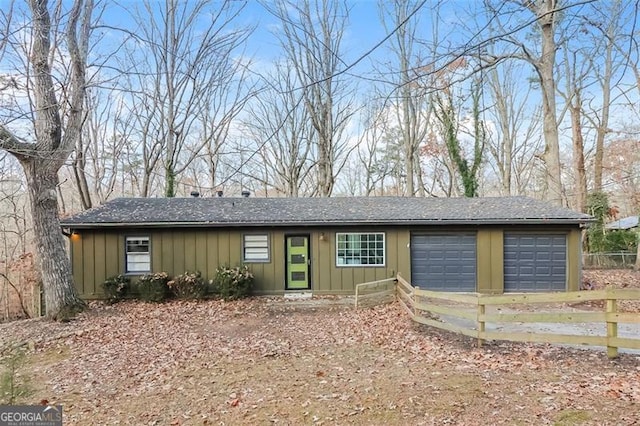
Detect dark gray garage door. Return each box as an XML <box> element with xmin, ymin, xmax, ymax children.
<box><xmin>504</xmin><ymin>234</ymin><xmax>566</xmax><ymax>292</ymax></box>
<box><xmin>411</xmin><ymin>233</ymin><xmax>476</xmax><ymax>291</ymax></box>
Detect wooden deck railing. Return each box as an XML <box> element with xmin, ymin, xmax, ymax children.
<box><xmin>395</xmin><ymin>273</ymin><xmax>640</xmax><ymax>358</ymax></box>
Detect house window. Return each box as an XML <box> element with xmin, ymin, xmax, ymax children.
<box><xmin>336</xmin><ymin>233</ymin><xmax>385</xmax><ymax>266</ymax></box>
<box><xmin>243</xmin><ymin>234</ymin><xmax>270</xmax><ymax>262</ymax></box>
<box><xmin>126</xmin><ymin>236</ymin><xmax>150</xmax><ymax>273</ymax></box>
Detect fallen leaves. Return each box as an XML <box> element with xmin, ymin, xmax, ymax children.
<box><xmin>581</xmin><ymin>270</ymin><xmax>640</xmax><ymax>312</ymax></box>
<box><xmin>0</xmin><ymin>292</ymin><xmax>638</xmax><ymax>425</ymax></box>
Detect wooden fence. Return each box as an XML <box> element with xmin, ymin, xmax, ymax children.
<box><xmin>394</xmin><ymin>274</ymin><xmax>640</xmax><ymax>358</ymax></box>
<box><xmin>354</xmin><ymin>277</ymin><xmax>397</xmax><ymax>309</ymax></box>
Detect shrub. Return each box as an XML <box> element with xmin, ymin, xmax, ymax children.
<box><xmin>168</xmin><ymin>271</ymin><xmax>207</xmax><ymax>299</ymax></box>
<box><xmin>137</xmin><ymin>272</ymin><xmax>170</xmax><ymax>302</ymax></box>
<box><xmin>603</xmin><ymin>230</ymin><xmax>637</xmax><ymax>252</ymax></box>
<box><xmin>213</xmin><ymin>265</ymin><xmax>254</xmax><ymax>301</ymax></box>
<box><xmin>586</xmin><ymin>192</ymin><xmax>609</xmax><ymax>253</ymax></box>
<box><xmin>101</xmin><ymin>274</ymin><xmax>130</xmax><ymax>304</ymax></box>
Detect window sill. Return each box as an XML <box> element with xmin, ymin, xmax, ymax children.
<box><xmin>336</xmin><ymin>265</ymin><xmax>386</xmax><ymax>268</ymax></box>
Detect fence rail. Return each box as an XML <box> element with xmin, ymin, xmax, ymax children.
<box><xmin>354</xmin><ymin>277</ymin><xmax>397</xmax><ymax>309</ymax></box>
<box><xmin>394</xmin><ymin>273</ymin><xmax>640</xmax><ymax>358</ymax></box>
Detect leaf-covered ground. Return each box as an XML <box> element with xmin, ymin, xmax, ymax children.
<box><xmin>0</xmin><ymin>296</ymin><xmax>638</xmax><ymax>426</ymax></box>
<box><xmin>581</xmin><ymin>269</ymin><xmax>640</xmax><ymax>312</ymax></box>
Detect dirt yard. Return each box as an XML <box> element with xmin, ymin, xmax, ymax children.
<box><xmin>0</xmin><ymin>270</ymin><xmax>639</xmax><ymax>425</ymax></box>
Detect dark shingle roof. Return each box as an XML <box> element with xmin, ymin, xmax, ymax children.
<box><xmin>60</xmin><ymin>196</ymin><xmax>592</xmax><ymax>228</ymax></box>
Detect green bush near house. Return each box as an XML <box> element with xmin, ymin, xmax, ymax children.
<box><xmin>586</xmin><ymin>192</ymin><xmax>609</xmax><ymax>253</ymax></box>
<box><xmin>603</xmin><ymin>230</ymin><xmax>637</xmax><ymax>252</ymax></box>
<box><xmin>102</xmin><ymin>274</ymin><xmax>130</xmax><ymax>304</ymax></box>
<box><xmin>168</xmin><ymin>271</ymin><xmax>208</xmax><ymax>299</ymax></box>
<box><xmin>137</xmin><ymin>272</ymin><xmax>170</xmax><ymax>302</ymax></box>
<box><xmin>213</xmin><ymin>265</ymin><xmax>254</xmax><ymax>301</ymax></box>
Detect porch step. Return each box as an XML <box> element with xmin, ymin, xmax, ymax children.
<box><xmin>284</xmin><ymin>292</ymin><xmax>313</xmax><ymax>300</ymax></box>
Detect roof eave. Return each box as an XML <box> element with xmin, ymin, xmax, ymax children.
<box><xmin>61</xmin><ymin>218</ymin><xmax>592</xmax><ymax>229</ymax></box>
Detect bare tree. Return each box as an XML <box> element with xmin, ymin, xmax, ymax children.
<box><xmin>0</xmin><ymin>0</ymin><xmax>93</xmax><ymax>319</ymax></box>
<box><xmin>524</xmin><ymin>0</ymin><xmax>563</xmax><ymax>205</ymax></box>
<box><xmin>0</xmin><ymin>173</ymin><xmax>34</xmax><ymax>320</ymax></box>
<box><xmin>269</xmin><ymin>0</ymin><xmax>354</xmax><ymax>197</ymax></box>
<box><xmin>354</xmin><ymin>102</ymin><xmax>389</xmax><ymax>196</ymax></box>
<box><xmin>583</xmin><ymin>0</ymin><xmax>629</xmax><ymax>192</ymax></box>
<box><xmin>434</xmin><ymin>78</ymin><xmax>485</xmax><ymax>198</ymax></box>
<box><xmin>119</xmin><ymin>0</ymin><xmax>250</xmax><ymax>198</ymax></box>
<box><xmin>378</xmin><ymin>0</ymin><xmax>432</xmax><ymax>196</ymax></box>
<box><xmin>69</xmin><ymin>87</ymin><xmax>133</xmax><ymax>208</ymax></box>
<box><xmin>484</xmin><ymin>0</ymin><xmax>564</xmax><ymax>204</ymax></box>
<box><xmin>243</xmin><ymin>61</ymin><xmax>314</xmax><ymax>197</ymax></box>
<box><xmin>485</xmin><ymin>61</ymin><xmax>540</xmax><ymax>196</ymax></box>
<box><xmin>556</xmin><ymin>44</ymin><xmax>591</xmax><ymax>212</ymax></box>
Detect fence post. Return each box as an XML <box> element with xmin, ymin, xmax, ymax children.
<box><xmin>354</xmin><ymin>284</ymin><xmax>359</xmax><ymax>310</ymax></box>
<box><xmin>394</xmin><ymin>276</ymin><xmax>398</xmax><ymax>303</ymax></box>
<box><xmin>477</xmin><ymin>298</ymin><xmax>485</xmax><ymax>348</ymax></box>
<box><xmin>606</xmin><ymin>290</ymin><xmax>618</xmax><ymax>359</ymax></box>
<box><xmin>412</xmin><ymin>288</ymin><xmax>417</xmax><ymax>318</ymax></box>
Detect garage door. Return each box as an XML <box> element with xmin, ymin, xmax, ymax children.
<box><xmin>504</xmin><ymin>234</ymin><xmax>566</xmax><ymax>292</ymax></box>
<box><xmin>411</xmin><ymin>233</ymin><xmax>476</xmax><ymax>291</ymax></box>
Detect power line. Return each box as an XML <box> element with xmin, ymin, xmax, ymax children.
<box><xmin>215</xmin><ymin>0</ymin><xmax>430</xmax><ymax>187</ymax></box>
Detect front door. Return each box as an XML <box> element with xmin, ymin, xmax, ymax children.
<box><xmin>286</xmin><ymin>235</ymin><xmax>310</xmax><ymax>290</ymax></box>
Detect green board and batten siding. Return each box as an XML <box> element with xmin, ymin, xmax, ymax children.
<box><xmin>70</xmin><ymin>228</ymin><xmax>410</xmax><ymax>298</ymax></box>
<box><xmin>69</xmin><ymin>225</ymin><xmax>582</xmax><ymax>299</ymax></box>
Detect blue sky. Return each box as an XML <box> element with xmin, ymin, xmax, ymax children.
<box><xmin>242</xmin><ymin>0</ymin><xmax>395</xmax><ymax>61</ymax></box>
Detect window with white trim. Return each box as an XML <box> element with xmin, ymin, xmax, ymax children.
<box><xmin>125</xmin><ymin>236</ymin><xmax>150</xmax><ymax>273</ymax></box>
<box><xmin>336</xmin><ymin>233</ymin><xmax>385</xmax><ymax>266</ymax></box>
<box><xmin>243</xmin><ymin>234</ymin><xmax>270</xmax><ymax>262</ymax></box>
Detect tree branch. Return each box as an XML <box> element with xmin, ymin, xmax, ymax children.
<box><xmin>0</xmin><ymin>125</ymin><xmax>35</xmax><ymax>162</ymax></box>
<box><xmin>0</xmin><ymin>272</ymin><xmax>32</xmax><ymax>319</ymax></box>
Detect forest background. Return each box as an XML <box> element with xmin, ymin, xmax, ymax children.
<box><xmin>1</xmin><ymin>0</ymin><xmax>639</xmax><ymax>317</ymax></box>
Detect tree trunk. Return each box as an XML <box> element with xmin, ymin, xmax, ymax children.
<box><xmin>23</xmin><ymin>161</ymin><xmax>85</xmax><ymax>320</ymax></box>
<box><xmin>72</xmin><ymin>139</ymin><xmax>93</xmax><ymax>210</ymax></box>
<box><xmin>0</xmin><ymin>0</ymin><xmax>93</xmax><ymax>320</ymax></box>
<box><xmin>273</xmin><ymin>0</ymin><xmax>351</xmax><ymax>198</ymax></box>
<box><xmin>570</xmin><ymin>101</ymin><xmax>587</xmax><ymax>212</ymax></box>
<box><xmin>593</xmin><ymin>32</ymin><xmax>612</xmax><ymax>192</ymax></box>
<box><xmin>489</xmin><ymin>68</ymin><xmax>513</xmax><ymax>195</ymax></box>
<box><xmin>537</xmin><ymin>0</ymin><xmax>563</xmax><ymax>205</ymax></box>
